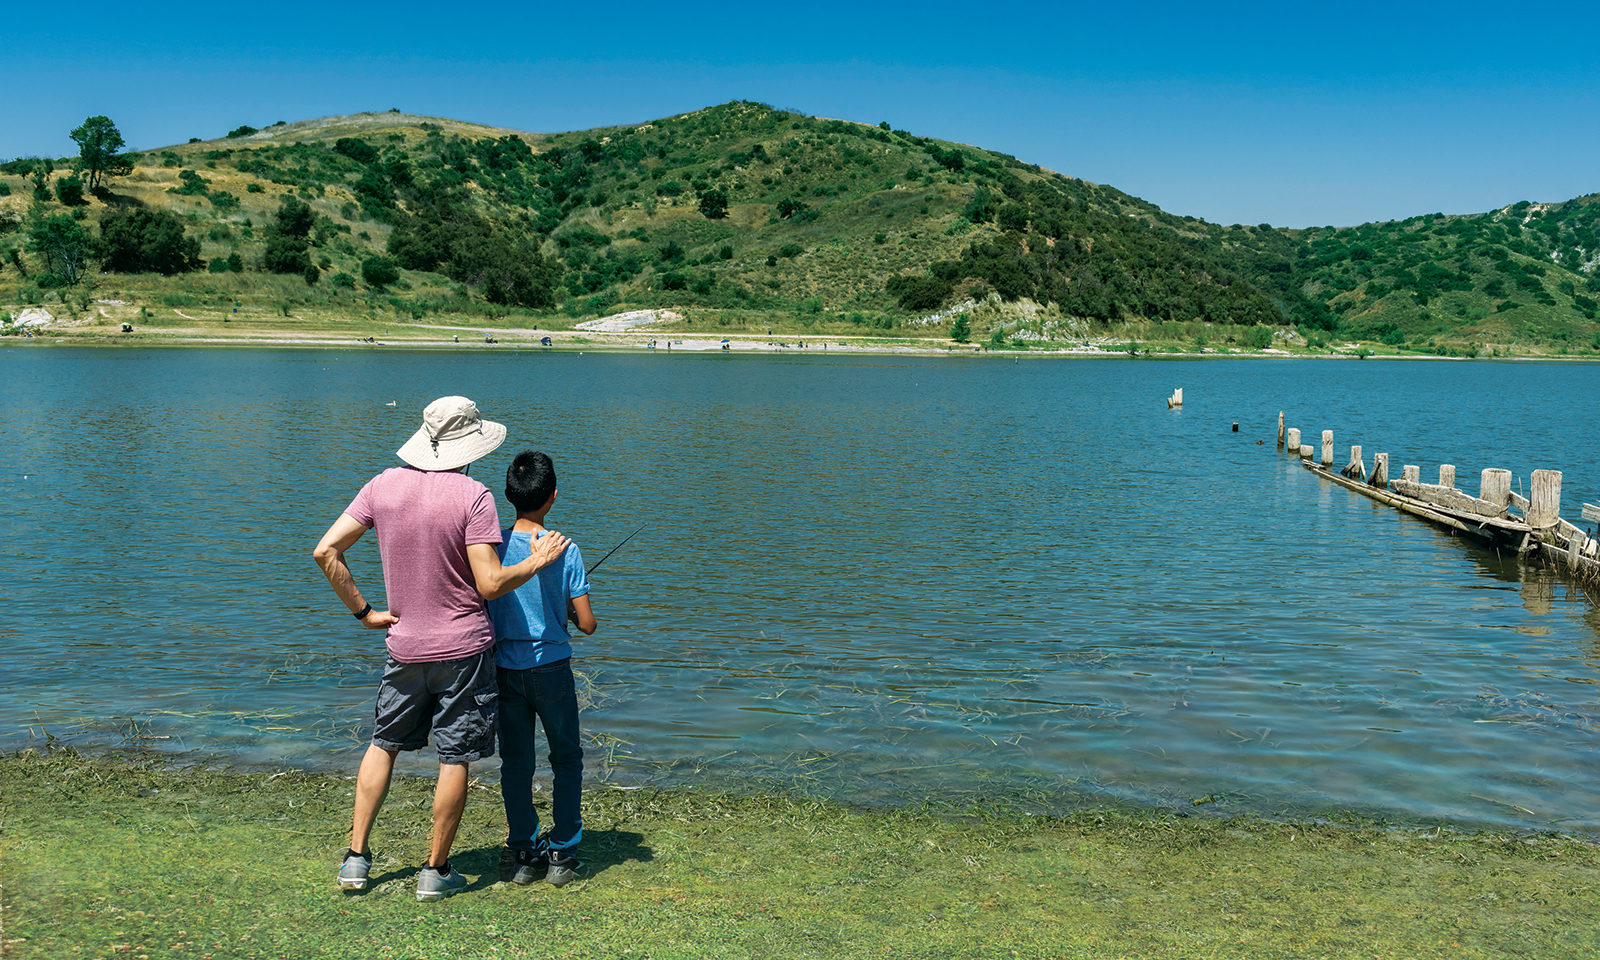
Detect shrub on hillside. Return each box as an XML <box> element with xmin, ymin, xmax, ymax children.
<box><xmin>54</xmin><ymin>175</ymin><xmax>86</xmax><ymax>207</ymax></box>
<box><xmin>99</xmin><ymin>208</ymin><xmax>202</xmax><ymax>274</ymax></box>
<box><xmin>361</xmin><ymin>256</ymin><xmax>400</xmax><ymax>288</ymax></box>
<box><xmin>226</xmin><ymin>125</ymin><xmax>258</xmax><ymax>139</ymax></box>
<box><xmin>333</xmin><ymin>138</ymin><xmax>379</xmax><ymax>164</ymax></box>
<box><xmin>698</xmin><ymin>188</ymin><xmax>729</xmax><ymax>219</ymax></box>
<box><xmin>263</xmin><ymin>197</ymin><xmax>316</xmax><ymax>274</ymax></box>
<box><xmin>996</xmin><ymin>202</ymin><xmax>1029</xmax><ymax>233</ymax></box>
<box><xmin>169</xmin><ymin>169</ymin><xmax>210</xmax><ymax>197</ymax></box>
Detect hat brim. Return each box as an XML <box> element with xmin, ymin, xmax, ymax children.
<box><xmin>395</xmin><ymin>419</ymin><xmax>507</xmax><ymax>471</ymax></box>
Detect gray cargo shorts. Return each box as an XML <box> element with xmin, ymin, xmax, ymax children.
<box><xmin>371</xmin><ymin>649</ymin><xmax>498</xmax><ymax>764</ymax></box>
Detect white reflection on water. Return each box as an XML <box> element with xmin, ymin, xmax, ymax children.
<box><xmin>1</xmin><ymin>347</ymin><xmax>1598</xmax><ymax>828</ymax></box>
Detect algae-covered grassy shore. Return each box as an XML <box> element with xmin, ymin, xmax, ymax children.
<box><xmin>3</xmin><ymin>751</ymin><xmax>1598</xmax><ymax>959</ymax></box>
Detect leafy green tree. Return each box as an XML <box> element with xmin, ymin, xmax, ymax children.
<box><xmin>54</xmin><ymin>175</ymin><xmax>86</xmax><ymax>207</ymax></box>
<box><xmin>69</xmin><ymin>116</ymin><xmax>129</xmax><ymax>193</ymax></box>
<box><xmin>950</xmin><ymin>314</ymin><xmax>971</xmax><ymax>342</ymax></box>
<box><xmin>226</xmin><ymin>125</ymin><xmax>258</xmax><ymax>139</ymax></box>
<box><xmin>28</xmin><ymin>160</ymin><xmax>53</xmax><ymax>202</ymax></box>
<box><xmin>263</xmin><ymin>197</ymin><xmax>315</xmax><ymax>274</ymax></box>
<box><xmin>698</xmin><ymin>188</ymin><xmax>729</xmax><ymax>219</ymax></box>
<box><xmin>996</xmin><ymin>202</ymin><xmax>1029</xmax><ymax>232</ymax></box>
<box><xmin>361</xmin><ymin>256</ymin><xmax>400</xmax><ymax>288</ymax></box>
<box><xmin>26</xmin><ymin>214</ymin><xmax>92</xmax><ymax>286</ymax></box>
<box><xmin>333</xmin><ymin>138</ymin><xmax>379</xmax><ymax>164</ymax></box>
<box><xmin>304</xmin><ymin>263</ymin><xmax>321</xmax><ymax>286</ymax></box>
<box><xmin>99</xmin><ymin>208</ymin><xmax>202</xmax><ymax>274</ymax></box>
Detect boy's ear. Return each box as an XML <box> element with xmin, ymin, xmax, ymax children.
<box><xmin>545</xmin><ymin>489</ymin><xmax>558</xmax><ymax>509</ymax></box>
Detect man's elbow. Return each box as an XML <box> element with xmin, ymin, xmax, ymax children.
<box><xmin>312</xmin><ymin>543</ymin><xmax>336</xmax><ymax>567</ymax></box>
<box><xmin>476</xmin><ymin>577</ymin><xmax>507</xmax><ymax>602</ymax></box>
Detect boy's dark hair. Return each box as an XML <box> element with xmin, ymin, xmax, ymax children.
<box><xmin>505</xmin><ymin>450</ymin><xmax>557</xmax><ymax>514</ymax></box>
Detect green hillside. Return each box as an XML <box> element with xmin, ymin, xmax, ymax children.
<box><xmin>1</xmin><ymin>101</ymin><xmax>1596</xmax><ymax>354</ymax></box>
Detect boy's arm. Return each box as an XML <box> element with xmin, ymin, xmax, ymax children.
<box><xmin>466</xmin><ymin>530</ymin><xmax>571</xmax><ymax>601</ymax></box>
<box><xmin>312</xmin><ymin>513</ymin><xmax>399</xmax><ymax>630</ymax></box>
<box><xmin>568</xmin><ymin>594</ymin><xmax>597</xmax><ymax>635</ymax></box>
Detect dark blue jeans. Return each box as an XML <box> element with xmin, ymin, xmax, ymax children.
<box><xmin>497</xmin><ymin>659</ymin><xmax>584</xmax><ymax>852</ymax></box>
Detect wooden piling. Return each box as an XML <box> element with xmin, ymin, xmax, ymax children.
<box><xmin>1480</xmin><ymin>469</ymin><xmax>1511</xmax><ymax>506</ymax></box>
<box><xmin>1440</xmin><ymin>464</ymin><xmax>1455</xmax><ymax>489</ymax></box>
<box><xmin>1277</xmin><ymin>412</ymin><xmax>1284</xmax><ymax>451</ymax></box>
<box><xmin>1402</xmin><ymin>464</ymin><xmax>1420</xmax><ymax>484</ymax></box>
<box><xmin>1300</xmin><ymin>444</ymin><xmax>1313</xmax><ymax>460</ymax></box>
<box><xmin>1345</xmin><ymin>445</ymin><xmax>1365</xmax><ymax>480</ymax></box>
<box><xmin>1370</xmin><ymin>453</ymin><xmax>1389</xmax><ymax>489</ymax></box>
<box><xmin>1286</xmin><ymin>427</ymin><xmax>1301</xmax><ymax>452</ymax></box>
<box><xmin>1321</xmin><ymin>430</ymin><xmax>1333</xmax><ymax>468</ymax></box>
<box><xmin>1529</xmin><ymin>470</ymin><xmax>1562</xmax><ymax>529</ymax></box>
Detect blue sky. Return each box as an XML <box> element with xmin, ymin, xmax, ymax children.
<box><xmin>8</xmin><ymin>1</ymin><xmax>1596</xmax><ymax>228</ymax></box>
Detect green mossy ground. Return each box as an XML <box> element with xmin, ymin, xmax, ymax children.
<box><xmin>4</xmin><ymin>750</ymin><xmax>1598</xmax><ymax>959</ymax></box>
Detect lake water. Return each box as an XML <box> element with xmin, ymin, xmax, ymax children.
<box><xmin>3</xmin><ymin>345</ymin><xmax>1598</xmax><ymax>830</ymax></box>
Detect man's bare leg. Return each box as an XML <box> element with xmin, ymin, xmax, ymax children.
<box><xmin>351</xmin><ymin>744</ymin><xmax>398</xmax><ymax>854</ymax></box>
<box><xmin>427</xmin><ymin>762</ymin><xmax>470</xmax><ymax>867</ymax></box>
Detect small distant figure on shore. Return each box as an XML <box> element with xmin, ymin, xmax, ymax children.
<box><xmin>313</xmin><ymin>396</ymin><xmax>569</xmax><ymax>902</ymax></box>
<box><xmin>453</xmin><ymin>335</ymin><xmax>459</xmax><ymax>343</ymax></box>
<box><xmin>488</xmin><ymin>451</ymin><xmax>596</xmax><ymax>888</ymax></box>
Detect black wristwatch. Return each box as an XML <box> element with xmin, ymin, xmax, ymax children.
<box><xmin>353</xmin><ymin>603</ymin><xmax>372</xmax><ymax>620</ymax></box>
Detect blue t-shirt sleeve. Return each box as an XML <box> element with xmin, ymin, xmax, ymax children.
<box><xmin>567</xmin><ymin>543</ymin><xmax>590</xmax><ymax>599</ymax></box>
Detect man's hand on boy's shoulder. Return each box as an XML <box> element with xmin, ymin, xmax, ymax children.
<box><xmin>530</xmin><ymin>530</ymin><xmax>571</xmax><ymax>568</ymax></box>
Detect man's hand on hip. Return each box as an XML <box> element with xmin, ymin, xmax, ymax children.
<box><xmin>359</xmin><ymin>609</ymin><xmax>399</xmax><ymax>630</ymax></box>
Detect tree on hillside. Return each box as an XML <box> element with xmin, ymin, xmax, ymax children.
<box><xmin>361</xmin><ymin>256</ymin><xmax>399</xmax><ymax>288</ymax></box>
<box><xmin>69</xmin><ymin>116</ymin><xmax>134</xmax><ymax>193</ymax></box>
<box><xmin>26</xmin><ymin>214</ymin><xmax>92</xmax><ymax>286</ymax></box>
<box><xmin>100</xmin><ymin>208</ymin><xmax>202</xmax><ymax>274</ymax></box>
<box><xmin>54</xmin><ymin>175</ymin><xmax>86</xmax><ymax>207</ymax></box>
<box><xmin>698</xmin><ymin>188</ymin><xmax>729</xmax><ymax>220</ymax></box>
<box><xmin>263</xmin><ymin>197</ymin><xmax>315</xmax><ymax>274</ymax></box>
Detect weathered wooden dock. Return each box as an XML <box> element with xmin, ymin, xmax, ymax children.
<box><xmin>1276</xmin><ymin>411</ymin><xmax>1600</xmax><ymax>581</ymax></box>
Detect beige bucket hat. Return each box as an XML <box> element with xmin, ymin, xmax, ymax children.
<box><xmin>396</xmin><ymin>396</ymin><xmax>507</xmax><ymax>471</ymax></box>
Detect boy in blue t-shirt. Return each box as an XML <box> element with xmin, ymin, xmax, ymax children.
<box><xmin>488</xmin><ymin>450</ymin><xmax>596</xmax><ymax>887</ymax></box>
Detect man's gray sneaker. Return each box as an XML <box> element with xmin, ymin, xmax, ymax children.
<box><xmin>338</xmin><ymin>849</ymin><xmax>371</xmax><ymax>891</ymax></box>
<box><xmin>546</xmin><ymin>848</ymin><xmax>582</xmax><ymax>888</ymax></box>
<box><xmin>416</xmin><ymin>862</ymin><xmax>468</xmax><ymax>902</ymax></box>
<box><xmin>507</xmin><ymin>847</ymin><xmax>547</xmax><ymax>886</ymax></box>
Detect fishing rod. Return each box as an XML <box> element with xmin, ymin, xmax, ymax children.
<box><xmin>587</xmin><ymin>523</ymin><xmax>646</xmax><ymax>575</ymax></box>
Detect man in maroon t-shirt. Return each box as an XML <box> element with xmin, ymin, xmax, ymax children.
<box><xmin>313</xmin><ymin>396</ymin><xmax>569</xmax><ymax>901</ymax></box>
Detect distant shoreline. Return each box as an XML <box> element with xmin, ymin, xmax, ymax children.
<box><xmin>7</xmin><ymin>332</ymin><xmax>1596</xmax><ymax>361</ymax></box>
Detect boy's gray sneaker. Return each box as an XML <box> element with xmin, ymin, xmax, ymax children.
<box><xmin>507</xmin><ymin>847</ymin><xmax>547</xmax><ymax>886</ymax></box>
<box><xmin>415</xmin><ymin>862</ymin><xmax>468</xmax><ymax>902</ymax></box>
<box><xmin>546</xmin><ymin>848</ymin><xmax>582</xmax><ymax>888</ymax></box>
<box><xmin>337</xmin><ymin>849</ymin><xmax>371</xmax><ymax>891</ymax></box>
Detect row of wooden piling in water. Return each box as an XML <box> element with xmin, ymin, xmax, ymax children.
<box><xmin>1276</xmin><ymin>411</ymin><xmax>1600</xmax><ymax>582</ymax></box>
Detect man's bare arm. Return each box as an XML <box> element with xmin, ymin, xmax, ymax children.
<box><xmin>312</xmin><ymin>513</ymin><xmax>399</xmax><ymax>630</ymax></box>
<box><xmin>466</xmin><ymin>530</ymin><xmax>571</xmax><ymax>601</ymax></box>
